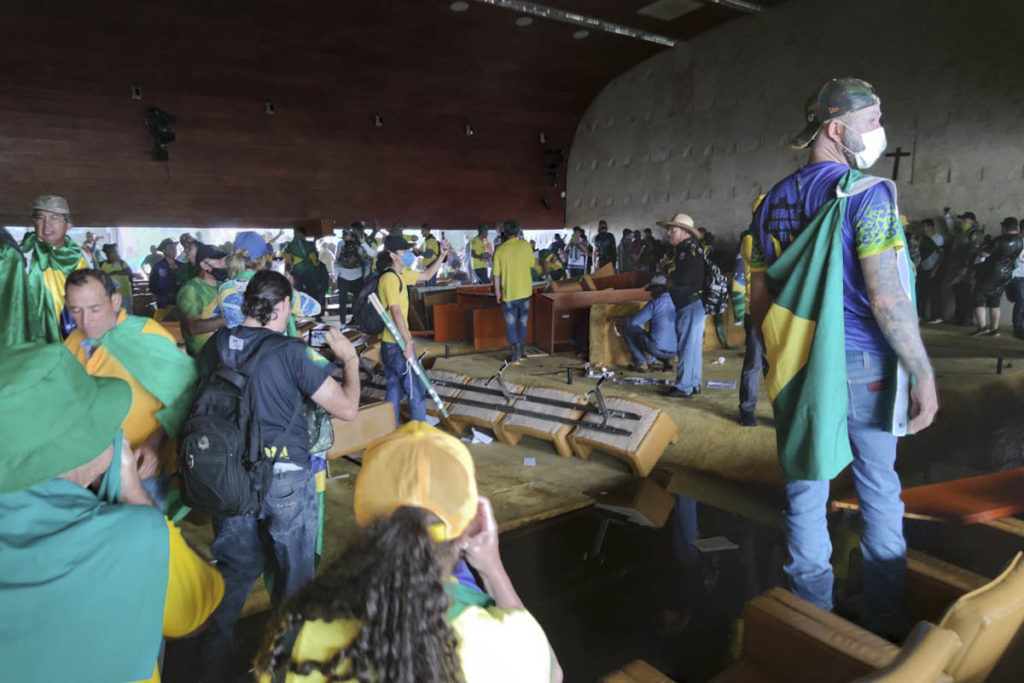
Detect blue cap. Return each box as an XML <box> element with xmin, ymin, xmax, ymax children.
<box><xmin>232</xmin><ymin>231</ymin><xmax>270</xmax><ymax>259</ymax></box>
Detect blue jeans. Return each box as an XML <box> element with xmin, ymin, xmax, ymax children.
<box><xmin>783</xmin><ymin>351</ymin><xmax>905</xmax><ymax>634</ymax></box>
<box><xmin>382</xmin><ymin>341</ymin><xmax>426</xmax><ymax>424</ymax></box>
<box><xmin>673</xmin><ymin>299</ymin><xmax>706</xmax><ymax>394</ymax></box>
<box><xmin>200</xmin><ymin>468</ymin><xmax>318</xmax><ymax>680</ymax></box>
<box><xmin>474</xmin><ymin>268</ymin><xmax>490</xmax><ymax>284</ymax></box>
<box><xmin>622</xmin><ymin>323</ymin><xmax>674</xmax><ymax>366</ymax></box>
<box><xmin>739</xmin><ymin>315</ymin><xmax>767</xmax><ymax>414</ymax></box>
<box><xmin>502</xmin><ymin>297</ymin><xmax>530</xmax><ymax>345</ymax></box>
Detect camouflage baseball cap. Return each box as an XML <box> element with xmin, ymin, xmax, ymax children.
<box><xmin>32</xmin><ymin>195</ymin><xmax>71</xmax><ymax>216</ymax></box>
<box><xmin>791</xmin><ymin>78</ymin><xmax>880</xmax><ymax>149</ymax></box>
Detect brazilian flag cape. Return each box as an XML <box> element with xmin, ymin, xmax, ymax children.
<box><xmin>92</xmin><ymin>314</ymin><xmax>198</xmax><ymax>437</ymax></box>
<box><xmin>1</xmin><ymin>233</ymin><xmax>85</xmax><ymax>344</ymax></box>
<box><xmin>284</xmin><ymin>237</ymin><xmax>321</xmax><ymax>274</ymax></box>
<box><xmin>762</xmin><ymin>170</ymin><xmax>913</xmax><ymax>481</ymax></box>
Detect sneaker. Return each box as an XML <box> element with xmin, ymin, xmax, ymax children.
<box><xmin>926</xmin><ymin>318</ymin><xmax>944</xmax><ymax>324</ymax></box>
<box><xmin>662</xmin><ymin>388</ymin><xmax>695</xmax><ymax>399</ymax></box>
<box><xmin>661</xmin><ymin>359</ymin><xmax>675</xmax><ymax>373</ymax></box>
<box><xmin>969</xmin><ymin>327</ymin><xmax>988</xmax><ymax>337</ymax></box>
<box><xmin>628</xmin><ymin>363</ymin><xmax>649</xmax><ymax>373</ymax></box>
<box><xmin>986</xmin><ymin>329</ymin><xmax>1001</xmax><ymax>337</ymax></box>
<box><xmin>739</xmin><ymin>411</ymin><xmax>757</xmax><ymax>427</ymax></box>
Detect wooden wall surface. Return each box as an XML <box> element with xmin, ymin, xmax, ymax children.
<box><xmin>0</xmin><ymin>0</ymin><xmax>669</xmax><ymax>230</ymax></box>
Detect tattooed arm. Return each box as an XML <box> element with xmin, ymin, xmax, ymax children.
<box><xmin>861</xmin><ymin>247</ymin><xmax>939</xmax><ymax>432</ymax></box>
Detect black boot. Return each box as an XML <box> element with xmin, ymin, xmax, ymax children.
<box><xmin>517</xmin><ymin>342</ymin><xmax>526</xmax><ymax>361</ymax></box>
<box><xmin>509</xmin><ymin>345</ymin><xmax>520</xmax><ymax>364</ymax></box>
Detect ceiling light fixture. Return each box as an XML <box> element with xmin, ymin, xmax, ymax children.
<box><xmin>515</xmin><ymin>16</ymin><xmax>533</xmax><ymax>26</ymax></box>
<box><xmin>572</xmin><ymin>29</ymin><xmax>589</xmax><ymax>39</ymax></box>
<box><xmin>450</xmin><ymin>1</ymin><xmax>470</xmax><ymax>11</ymax></box>
<box><xmin>471</xmin><ymin>0</ymin><xmax>677</xmax><ymax>47</ymax></box>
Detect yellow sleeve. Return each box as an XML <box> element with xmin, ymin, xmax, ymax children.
<box><xmin>162</xmin><ymin>520</ymin><xmax>225</xmax><ymax>638</ymax></box>
<box><xmin>403</xmin><ymin>269</ymin><xmax>419</xmax><ymax>288</ymax></box>
<box><xmin>453</xmin><ymin>606</ymin><xmax>553</xmax><ymax>683</ymax></box>
<box><xmin>492</xmin><ymin>247</ymin><xmax>503</xmax><ymax>278</ymax></box>
<box><xmin>141</xmin><ymin>317</ymin><xmax>180</xmax><ymax>345</ymax></box>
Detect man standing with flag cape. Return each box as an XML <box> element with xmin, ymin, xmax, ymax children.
<box><xmin>64</xmin><ymin>269</ymin><xmax>197</xmax><ymax>511</ymax></box>
<box><xmin>748</xmin><ymin>78</ymin><xmax>938</xmax><ymax>636</ymax></box>
<box><xmin>1</xmin><ymin>195</ymin><xmax>88</xmax><ymax>344</ymax></box>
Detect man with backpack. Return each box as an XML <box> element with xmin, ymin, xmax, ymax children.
<box><xmin>189</xmin><ymin>270</ymin><xmax>361</xmax><ymax>681</ymax></box>
<box><xmin>336</xmin><ymin>226</ymin><xmax>376</xmax><ymax>323</ymax></box>
<box><xmin>374</xmin><ymin>233</ymin><xmax>448</xmax><ymax>425</ymax></box>
<box><xmin>657</xmin><ymin>213</ymin><xmax>707</xmax><ymax>399</ymax></box>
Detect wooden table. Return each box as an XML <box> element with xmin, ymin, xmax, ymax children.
<box><xmin>832</xmin><ymin>467</ymin><xmax>1024</xmax><ymax>524</ymax></box>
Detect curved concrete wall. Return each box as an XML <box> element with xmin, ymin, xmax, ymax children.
<box><xmin>567</xmin><ymin>0</ymin><xmax>1024</xmax><ymax>244</ymax></box>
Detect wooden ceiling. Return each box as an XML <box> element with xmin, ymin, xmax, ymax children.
<box><xmin>0</xmin><ymin>0</ymin><xmax>782</xmax><ymax>229</ymax></box>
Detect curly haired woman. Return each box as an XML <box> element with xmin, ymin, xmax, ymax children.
<box><xmin>255</xmin><ymin>421</ymin><xmax>563</xmax><ymax>683</ymax></box>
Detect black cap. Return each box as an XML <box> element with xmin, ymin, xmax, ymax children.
<box><xmin>195</xmin><ymin>242</ymin><xmax>228</xmax><ymax>263</ymax></box>
<box><xmin>958</xmin><ymin>211</ymin><xmax>977</xmax><ymax>221</ymax></box>
<box><xmin>791</xmin><ymin>78</ymin><xmax>880</xmax><ymax>149</ymax></box>
<box><xmin>384</xmin><ymin>234</ymin><xmax>413</xmax><ymax>252</ymax></box>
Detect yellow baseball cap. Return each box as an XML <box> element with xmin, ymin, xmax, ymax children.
<box><xmin>354</xmin><ymin>421</ymin><xmax>478</xmax><ymax>542</ymax></box>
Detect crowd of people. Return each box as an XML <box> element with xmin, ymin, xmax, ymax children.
<box><xmin>0</xmin><ymin>73</ymin><xmax>1015</xmax><ymax>681</ymax></box>
<box><xmin>0</xmin><ymin>202</ymin><xmax>562</xmax><ymax>682</ymax></box>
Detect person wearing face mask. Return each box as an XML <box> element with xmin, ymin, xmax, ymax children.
<box><xmin>376</xmin><ymin>233</ymin><xmax>448</xmax><ymax>424</ymax></box>
<box><xmin>747</xmin><ymin>78</ymin><xmax>938</xmax><ymax>637</ymax></box>
<box><xmin>178</xmin><ymin>242</ymin><xmax>229</xmax><ymax>356</ymax></box>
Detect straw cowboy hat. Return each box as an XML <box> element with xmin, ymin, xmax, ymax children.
<box><xmin>656</xmin><ymin>213</ymin><xmax>700</xmax><ymax>239</ymax></box>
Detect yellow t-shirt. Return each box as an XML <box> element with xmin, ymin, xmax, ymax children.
<box><xmin>421</xmin><ymin>236</ymin><xmax>440</xmax><ymax>268</ymax></box>
<box><xmin>492</xmin><ymin>238</ymin><xmax>535</xmax><ymax>303</ymax></box>
<box><xmin>100</xmin><ymin>260</ymin><xmax>133</xmax><ymax>301</ymax></box>
<box><xmin>257</xmin><ymin>603</ymin><xmax>552</xmax><ymax>683</ymax></box>
<box><xmin>134</xmin><ymin>520</ymin><xmax>226</xmax><ymax>683</ymax></box>
<box><xmin>64</xmin><ymin>311</ymin><xmax>173</xmax><ymax>450</ymax></box>
<box><xmin>377</xmin><ymin>269</ymin><xmax>419</xmax><ymax>344</ymax></box>
<box><xmin>470</xmin><ymin>236</ymin><xmax>488</xmax><ymax>270</ymax></box>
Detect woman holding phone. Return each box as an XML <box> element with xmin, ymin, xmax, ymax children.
<box><xmin>256</xmin><ymin>421</ymin><xmax>562</xmax><ymax>683</ymax></box>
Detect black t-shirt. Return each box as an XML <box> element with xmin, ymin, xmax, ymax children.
<box><xmin>667</xmin><ymin>240</ymin><xmax>706</xmax><ymax>308</ymax></box>
<box><xmin>197</xmin><ymin>326</ymin><xmax>334</xmax><ymax>468</ymax></box>
<box><xmin>977</xmin><ymin>233</ymin><xmax>1024</xmax><ymax>284</ymax></box>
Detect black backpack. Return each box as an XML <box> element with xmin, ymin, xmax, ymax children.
<box><xmin>179</xmin><ymin>333</ymin><xmax>302</xmax><ymax>516</ymax></box>
<box><xmin>350</xmin><ymin>268</ymin><xmax>402</xmax><ymax>335</ymax></box>
<box><xmin>337</xmin><ymin>242</ymin><xmax>363</xmax><ymax>270</ymax></box>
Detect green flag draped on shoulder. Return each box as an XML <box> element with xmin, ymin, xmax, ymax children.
<box><xmin>762</xmin><ymin>170</ymin><xmax>913</xmax><ymax>481</ymax></box>
<box><xmin>96</xmin><ymin>315</ymin><xmax>198</xmax><ymax>437</ymax></box>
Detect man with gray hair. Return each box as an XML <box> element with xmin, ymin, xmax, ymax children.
<box><xmin>2</xmin><ymin>195</ymin><xmax>88</xmax><ymax>343</ymax></box>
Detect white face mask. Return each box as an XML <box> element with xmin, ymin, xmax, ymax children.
<box><xmin>839</xmin><ymin>122</ymin><xmax>887</xmax><ymax>170</ymax></box>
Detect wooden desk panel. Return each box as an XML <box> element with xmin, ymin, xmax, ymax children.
<box><xmin>832</xmin><ymin>467</ymin><xmax>1024</xmax><ymax>525</ymax></box>
<box><xmin>533</xmin><ymin>289</ymin><xmax>650</xmax><ymax>353</ymax></box>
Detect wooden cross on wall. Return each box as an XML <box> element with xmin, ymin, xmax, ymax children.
<box><xmin>886</xmin><ymin>147</ymin><xmax>911</xmax><ymax>180</ymax></box>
